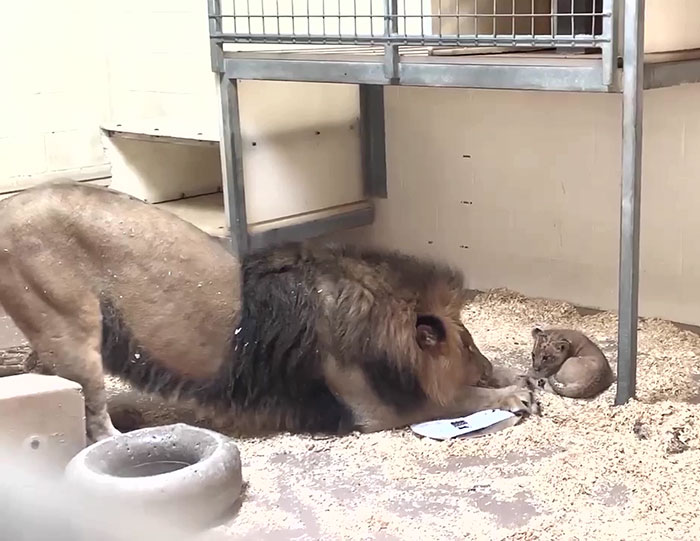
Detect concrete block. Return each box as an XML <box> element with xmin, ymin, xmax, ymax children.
<box><xmin>0</xmin><ymin>374</ymin><xmax>86</xmax><ymax>470</ymax></box>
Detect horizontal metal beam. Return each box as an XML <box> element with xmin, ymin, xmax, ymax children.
<box><xmin>399</xmin><ymin>62</ymin><xmax>607</xmax><ymax>91</ymax></box>
<box><xmin>211</xmin><ymin>33</ymin><xmax>610</xmax><ymax>47</ymax></box>
<box><xmin>248</xmin><ymin>201</ymin><xmax>374</xmax><ymax>251</ymax></box>
<box><xmin>101</xmin><ymin>129</ymin><xmax>218</xmax><ymax>147</ymax></box>
<box><xmin>644</xmin><ymin>58</ymin><xmax>700</xmax><ymax>89</ymax></box>
<box><xmin>225</xmin><ymin>57</ymin><xmax>611</xmax><ymax>92</ymax></box>
<box><xmin>226</xmin><ymin>58</ymin><xmax>387</xmax><ymax>84</ymax></box>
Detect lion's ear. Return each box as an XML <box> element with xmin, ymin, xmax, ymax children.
<box><xmin>416</xmin><ymin>315</ymin><xmax>446</xmax><ymax>350</ymax></box>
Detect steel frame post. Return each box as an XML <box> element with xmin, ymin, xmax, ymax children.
<box><xmin>209</xmin><ymin>0</ymin><xmax>249</xmax><ymax>257</ymax></box>
<box><xmin>383</xmin><ymin>0</ymin><xmax>399</xmax><ymax>82</ymax></box>
<box><xmin>615</xmin><ymin>0</ymin><xmax>645</xmax><ymax>405</ymax></box>
<box><xmin>218</xmin><ymin>76</ymin><xmax>249</xmax><ymax>257</ymax></box>
<box><xmin>359</xmin><ymin>85</ymin><xmax>389</xmax><ymax>199</ymax></box>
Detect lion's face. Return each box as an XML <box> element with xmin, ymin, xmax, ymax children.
<box><xmin>415</xmin><ymin>314</ymin><xmax>493</xmax><ymax>400</ymax></box>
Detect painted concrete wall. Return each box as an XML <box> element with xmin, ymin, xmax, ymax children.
<box><xmin>0</xmin><ymin>0</ymin><xmax>110</xmax><ymax>193</ymax></box>
<box><xmin>339</xmin><ymin>83</ymin><xmax>700</xmax><ymax>325</ymax></box>
<box><xmin>101</xmin><ymin>0</ymin><xmax>219</xmax><ymax>137</ymax></box>
<box><xmin>643</xmin><ymin>0</ymin><xmax>700</xmax><ymax>53</ymax></box>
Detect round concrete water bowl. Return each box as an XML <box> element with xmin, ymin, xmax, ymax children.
<box><xmin>64</xmin><ymin>423</ymin><xmax>242</xmax><ymax>528</ymax></box>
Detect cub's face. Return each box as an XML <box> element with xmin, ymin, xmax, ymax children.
<box><xmin>530</xmin><ymin>327</ymin><xmax>570</xmax><ymax>377</ymax></box>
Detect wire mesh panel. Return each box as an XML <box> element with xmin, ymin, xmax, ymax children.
<box><xmin>210</xmin><ymin>0</ymin><xmax>613</xmax><ymax>48</ymax></box>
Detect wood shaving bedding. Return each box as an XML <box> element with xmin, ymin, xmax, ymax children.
<box><xmin>103</xmin><ymin>289</ymin><xmax>700</xmax><ymax>540</ymax></box>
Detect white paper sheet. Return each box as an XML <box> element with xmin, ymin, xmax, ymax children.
<box><xmin>410</xmin><ymin>409</ymin><xmax>520</xmax><ymax>441</ymax></box>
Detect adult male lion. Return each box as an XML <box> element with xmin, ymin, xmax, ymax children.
<box><xmin>0</xmin><ymin>183</ymin><xmax>535</xmax><ymax>441</ymax></box>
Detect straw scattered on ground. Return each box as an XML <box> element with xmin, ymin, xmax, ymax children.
<box><xmin>101</xmin><ymin>289</ymin><xmax>700</xmax><ymax>540</ymax></box>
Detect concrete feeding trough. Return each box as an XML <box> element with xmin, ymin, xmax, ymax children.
<box><xmin>64</xmin><ymin>423</ymin><xmax>242</xmax><ymax>530</ymax></box>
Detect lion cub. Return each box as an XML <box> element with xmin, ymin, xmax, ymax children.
<box><xmin>529</xmin><ymin>327</ymin><xmax>615</xmax><ymax>399</ymax></box>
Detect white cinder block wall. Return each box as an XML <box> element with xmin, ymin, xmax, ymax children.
<box><xmin>101</xmin><ymin>0</ymin><xmax>219</xmax><ymax>136</ymax></box>
<box><xmin>340</xmin><ymin>84</ymin><xmax>700</xmax><ymax>326</ymax></box>
<box><xmin>0</xmin><ymin>0</ymin><xmax>110</xmax><ymax>193</ymax></box>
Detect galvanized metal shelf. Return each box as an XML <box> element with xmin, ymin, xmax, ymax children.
<box><xmin>208</xmin><ymin>0</ymin><xmax>700</xmax><ymax>405</ymax></box>
<box><xmin>223</xmin><ymin>46</ymin><xmax>612</xmax><ymax>91</ymax></box>
<box><xmin>223</xmin><ymin>46</ymin><xmax>700</xmax><ymax>92</ymax></box>
<box><xmin>158</xmin><ymin>192</ymin><xmax>374</xmax><ymax>250</ymax></box>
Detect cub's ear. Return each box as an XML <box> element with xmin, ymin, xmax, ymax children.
<box><xmin>531</xmin><ymin>327</ymin><xmax>545</xmax><ymax>338</ymax></box>
<box><xmin>555</xmin><ymin>339</ymin><xmax>570</xmax><ymax>352</ymax></box>
<box><xmin>416</xmin><ymin>315</ymin><xmax>447</xmax><ymax>350</ymax></box>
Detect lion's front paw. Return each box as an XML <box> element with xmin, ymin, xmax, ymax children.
<box><xmin>498</xmin><ymin>385</ymin><xmax>541</xmax><ymax>417</ymax></box>
<box><xmin>488</xmin><ymin>366</ymin><xmax>530</xmax><ymax>389</ymax></box>
<box><xmin>513</xmin><ymin>373</ymin><xmax>536</xmax><ymax>390</ymax></box>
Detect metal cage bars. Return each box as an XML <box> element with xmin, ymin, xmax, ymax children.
<box><xmin>209</xmin><ymin>0</ymin><xmax>644</xmax><ymax>404</ymax></box>
<box><xmin>209</xmin><ymin>0</ymin><xmax>617</xmax><ymax>88</ymax></box>
<box><xmin>208</xmin><ymin>0</ymin><xmax>611</xmax><ymax>45</ymax></box>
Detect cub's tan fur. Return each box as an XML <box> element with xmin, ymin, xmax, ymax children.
<box><xmin>529</xmin><ymin>327</ymin><xmax>615</xmax><ymax>399</ymax></box>
<box><xmin>0</xmin><ymin>182</ymin><xmax>537</xmax><ymax>441</ymax></box>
